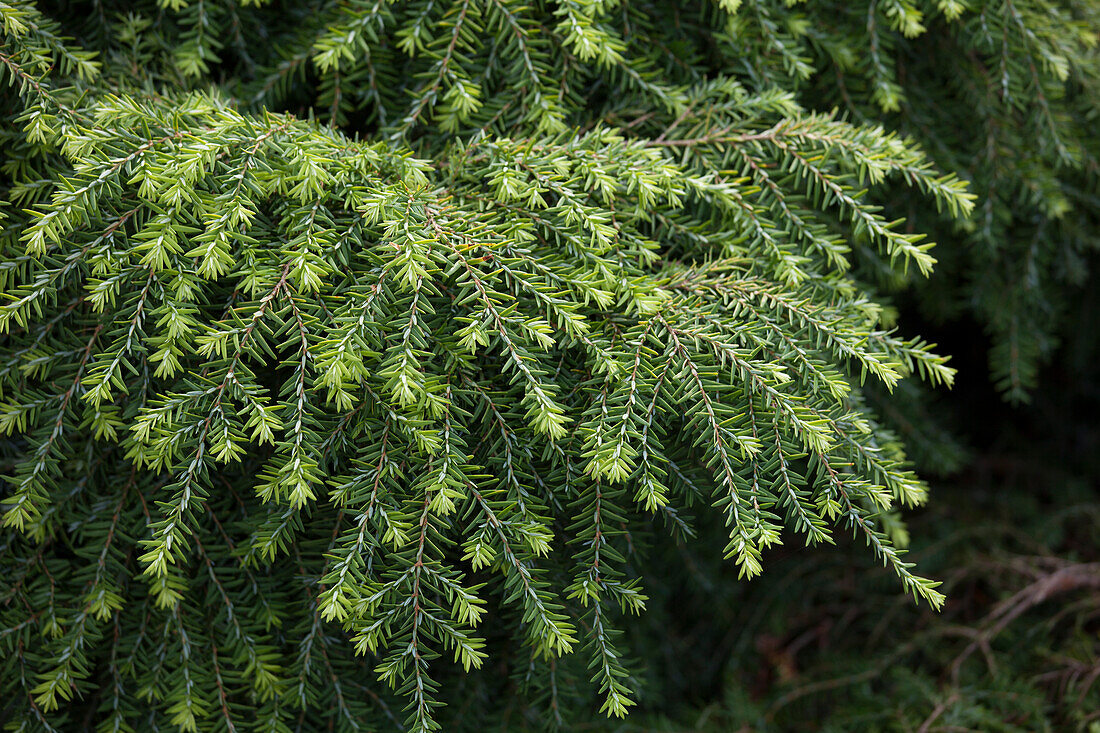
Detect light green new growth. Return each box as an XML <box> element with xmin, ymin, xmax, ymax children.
<box><xmin>6</xmin><ymin>1</ymin><xmax>1061</xmax><ymax>730</ymax></box>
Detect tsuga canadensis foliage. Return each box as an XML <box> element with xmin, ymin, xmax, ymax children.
<box><xmin>0</xmin><ymin>0</ymin><xmax>1090</xmax><ymax>730</ymax></box>
<box><xmin>791</xmin><ymin>0</ymin><xmax>1100</xmax><ymax>403</ymax></box>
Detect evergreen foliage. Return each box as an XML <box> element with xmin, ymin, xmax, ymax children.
<box><xmin>629</xmin><ymin>362</ymin><xmax>1100</xmax><ymax>731</ymax></box>
<box><xmin>0</xmin><ymin>1</ymin><xmax>1093</xmax><ymax>730</ymax></box>
<box><xmin>789</xmin><ymin>0</ymin><xmax>1100</xmax><ymax>402</ymax></box>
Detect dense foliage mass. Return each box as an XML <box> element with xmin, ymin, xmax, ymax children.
<box><xmin>0</xmin><ymin>1</ymin><xmax>1096</xmax><ymax>731</ymax></box>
